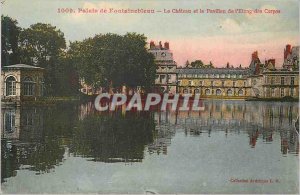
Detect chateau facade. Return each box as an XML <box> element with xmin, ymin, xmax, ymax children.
<box><xmin>151</xmin><ymin>42</ymin><xmax>299</xmax><ymax>100</ymax></box>
<box><xmin>177</xmin><ymin>68</ymin><xmax>251</xmax><ymax>99</ymax></box>
<box><xmin>148</xmin><ymin>41</ymin><xmax>177</xmax><ymax>94</ymax></box>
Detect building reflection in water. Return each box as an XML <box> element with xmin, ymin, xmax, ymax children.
<box><xmin>1</xmin><ymin>100</ymin><xmax>299</xmax><ymax>183</ymax></box>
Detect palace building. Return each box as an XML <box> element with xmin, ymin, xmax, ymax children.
<box><xmin>1</xmin><ymin>64</ymin><xmax>45</xmax><ymax>102</ymax></box>
<box><xmin>148</xmin><ymin>41</ymin><xmax>177</xmax><ymax>94</ymax></box>
<box><xmin>177</xmin><ymin>67</ymin><xmax>251</xmax><ymax>99</ymax></box>
<box><xmin>173</xmin><ymin>45</ymin><xmax>299</xmax><ymax>100</ymax></box>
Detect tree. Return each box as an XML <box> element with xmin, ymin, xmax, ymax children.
<box><xmin>208</xmin><ymin>61</ymin><xmax>214</xmax><ymax>68</ymax></box>
<box><xmin>190</xmin><ymin>60</ymin><xmax>204</xmax><ymax>68</ymax></box>
<box><xmin>68</xmin><ymin>33</ymin><xmax>156</xmax><ymax>93</ymax></box>
<box><xmin>1</xmin><ymin>15</ymin><xmax>21</xmax><ymax>66</ymax></box>
<box><xmin>19</xmin><ymin>23</ymin><xmax>68</xmax><ymax>95</ymax></box>
<box><xmin>226</xmin><ymin>62</ymin><xmax>230</xmax><ymax>68</ymax></box>
<box><xmin>185</xmin><ymin>60</ymin><xmax>190</xmax><ymax>68</ymax></box>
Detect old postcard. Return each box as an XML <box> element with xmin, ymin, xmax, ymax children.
<box><xmin>1</xmin><ymin>0</ymin><xmax>299</xmax><ymax>194</ymax></box>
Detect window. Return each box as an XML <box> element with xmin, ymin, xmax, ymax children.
<box><xmin>222</xmin><ymin>81</ymin><xmax>225</xmax><ymax>87</ymax></box>
<box><xmin>183</xmin><ymin>89</ymin><xmax>188</xmax><ymax>94</ymax></box>
<box><xmin>291</xmin><ymin>88</ymin><xmax>294</xmax><ymax>96</ymax></box>
<box><xmin>160</xmin><ymin>75</ymin><xmax>166</xmax><ymax>83</ymax></box>
<box><xmin>216</xmin><ymin>89</ymin><xmax>222</xmax><ymax>96</ymax></box>
<box><xmin>281</xmin><ymin>77</ymin><xmax>284</xmax><ymax>85</ymax></box>
<box><xmin>238</xmin><ymin>89</ymin><xmax>244</xmax><ymax>96</ymax></box>
<box><xmin>205</xmin><ymin>89</ymin><xmax>210</xmax><ymax>95</ymax></box>
<box><xmin>233</xmin><ymin>81</ymin><xmax>236</xmax><ymax>87</ymax></box>
<box><xmin>291</xmin><ymin>77</ymin><xmax>295</xmax><ymax>85</ymax></box>
<box><xmin>167</xmin><ymin>75</ymin><xmax>172</xmax><ymax>82</ymax></box>
<box><xmin>5</xmin><ymin>76</ymin><xmax>16</xmax><ymax>96</ymax></box>
<box><xmin>227</xmin><ymin>89</ymin><xmax>233</xmax><ymax>96</ymax></box>
<box><xmin>271</xmin><ymin>77</ymin><xmax>275</xmax><ymax>85</ymax></box>
<box><xmin>23</xmin><ymin>77</ymin><xmax>35</xmax><ymax>96</ymax></box>
<box><xmin>194</xmin><ymin>89</ymin><xmax>200</xmax><ymax>94</ymax></box>
<box><xmin>189</xmin><ymin>80</ymin><xmax>192</xmax><ymax>86</ymax></box>
<box><xmin>271</xmin><ymin>88</ymin><xmax>275</xmax><ymax>97</ymax></box>
<box><xmin>40</xmin><ymin>78</ymin><xmax>45</xmax><ymax>96</ymax></box>
<box><xmin>280</xmin><ymin>88</ymin><xmax>284</xmax><ymax>97</ymax></box>
<box><xmin>4</xmin><ymin>111</ymin><xmax>15</xmax><ymax>133</ymax></box>
<box><xmin>252</xmin><ymin>79</ymin><xmax>257</xmax><ymax>85</ymax></box>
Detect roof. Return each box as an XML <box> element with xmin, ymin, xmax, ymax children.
<box><xmin>176</xmin><ymin>67</ymin><xmax>250</xmax><ymax>75</ymax></box>
<box><xmin>2</xmin><ymin>64</ymin><xmax>44</xmax><ymax>70</ymax></box>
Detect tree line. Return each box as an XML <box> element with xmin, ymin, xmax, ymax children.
<box><xmin>1</xmin><ymin>15</ymin><xmax>156</xmax><ymax>96</ymax></box>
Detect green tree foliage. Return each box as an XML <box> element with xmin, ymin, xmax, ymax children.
<box><xmin>190</xmin><ymin>60</ymin><xmax>204</xmax><ymax>68</ymax></box>
<box><xmin>68</xmin><ymin>33</ymin><xmax>156</xmax><ymax>92</ymax></box>
<box><xmin>19</xmin><ymin>23</ymin><xmax>77</xmax><ymax>96</ymax></box>
<box><xmin>1</xmin><ymin>15</ymin><xmax>21</xmax><ymax>66</ymax></box>
<box><xmin>189</xmin><ymin>60</ymin><xmax>214</xmax><ymax>68</ymax></box>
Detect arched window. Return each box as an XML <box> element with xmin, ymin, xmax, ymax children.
<box><xmin>23</xmin><ymin>77</ymin><xmax>35</xmax><ymax>96</ymax></box>
<box><xmin>227</xmin><ymin>89</ymin><xmax>233</xmax><ymax>96</ymax></box>
<box><xmin>5</xmin><ymin>76</ymin><xmax>16</xmax><ymax>96</ymax></box>
<box><xmin>205</xmin><ymin>89</ymin><xmax>210</xmax><ymax>95</ymax></box>
<box><xmin>194</xmin><ymin>88</ymin><xmax>200</xmax><ymax>94</ymax></box>
<box><xmin>238</xmin><ymin>89</ymin><xmax>244</xmax><ymax>96</ymax></box>
<box><xmin>183</xmin><ymin>89</ymin><xmax>188</xmax><ymax>94</ymax></box>
<box><xmin>216</xmin><ymin>89</ymin><xmax>222</xmax><ymax>96</ymax></box>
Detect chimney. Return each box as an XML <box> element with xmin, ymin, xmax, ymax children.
<box><xmin>159</xmin><ymin>41</ymin><xmax>162</xmax><ymax>49</ymax></box>
<box><xmin>164</xmin><ymin>42</ymin><xmax>170</xmax><ymax>50</ymax></box>
<box><xmin>150</xmin><ymin>41</ymin><xmax>155</xmax><ymax>49</ymax></box>
<box><xmin>252</xmin><ymin>51</ymin><xmax>258</xmax><ymax>61</ymax></box>
<box><xmin>284</xmin><ymin>44</ymin><xmax>292</xmax><ymax>59</ymax></box>
<box><xmin>268</xmin><ymin>59</ymin><xmax>275</xmax><ymax>66</ymax></box>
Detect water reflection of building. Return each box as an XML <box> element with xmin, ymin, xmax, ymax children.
<box><xmin>1</xmin><ymin>104</ymin><xmax>78</xmax><ymax>182</ymax></box>
<box><xmin>1</xmin><ymin>106</ymin><xmax>45</xmax><ymax>141</ymax></box>
<box><xmin>164</xmin><ymin>100</ymin><xmax>299</xmax><ymax>155</ymax></box>
<box><xmin>147</xmin><ymin>112</ymin><xmax>176</xmax><ymax>155</ymax></box>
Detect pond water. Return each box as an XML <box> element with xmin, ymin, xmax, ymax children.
<box><xmin>1</xmin><ymin>100</ymin><xmax>299</xmax><ymax>194</ymax></box>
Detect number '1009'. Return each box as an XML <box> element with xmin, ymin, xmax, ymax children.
<box><xmin>57</xmin><ymin>8</ymin><xmax>75</xmax><ymax>13</ymax></box>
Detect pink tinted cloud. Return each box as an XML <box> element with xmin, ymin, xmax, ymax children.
<box><xmin>165</xmin><ymin>34</ymin><xmax>299</xmax><ymax>68</ymax></box>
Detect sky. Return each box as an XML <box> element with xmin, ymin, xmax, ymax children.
<box><xmin>1</xmin><ymin>0</ymin><xmax>299</xmax><ymax>67</ymax></box>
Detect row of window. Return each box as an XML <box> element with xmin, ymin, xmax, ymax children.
<box><xmin>179</xmin><ymin>74</ymin><xmax>244</xmax><ymax>79</ymax></box>
<box><xmin>5</xmin><ymin>76</ymin><xmax>44</xmax><ymax>96</ymax></box>
<box><xmin>179</xmin><ymin>80</ymin><xmax>247</xmax><ymax>87</ymax></box>
<box><xmin>268</xmin><ymin>88</ymin><xmax>295</xmax><ymax>97</ymax></box>
<box><xmin>268</xmin><ymin>76</ymin><xmax>295</xmax><ymax>85</ymax></box>
<box><xmin>182</xmin><ymin>88</ymin><xmax>245</xmax><ymax>96</ymax></box>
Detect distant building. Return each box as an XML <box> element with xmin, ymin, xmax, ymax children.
<box><xmin>177</xmin><ymin>67</ymin><xmax>251</xmax><ymax>98</ymax></box>
<box><xmin>148</xmin><ymin>41</ymin><xmax>177</xmax><ymax>94</ymax></box>
<box><xmin>248</xmin><ymin>50</ymin><xmax>299</xmax><ymax>99</ymax></box>
<box><xmin>1</xmin><ymin>64</ymin><xmax>45</xmax><ymax>101</ymax></box>
<box><xmin>283</xmin><ymin>44</ymin><xmax>299</xmax><ymax>70</ymax></box>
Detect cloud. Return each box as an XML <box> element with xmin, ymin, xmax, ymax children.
<box><xmin>220</xmin><ymin>18</ymin><xmax>242</xmax><ymax>34</ymax></box>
